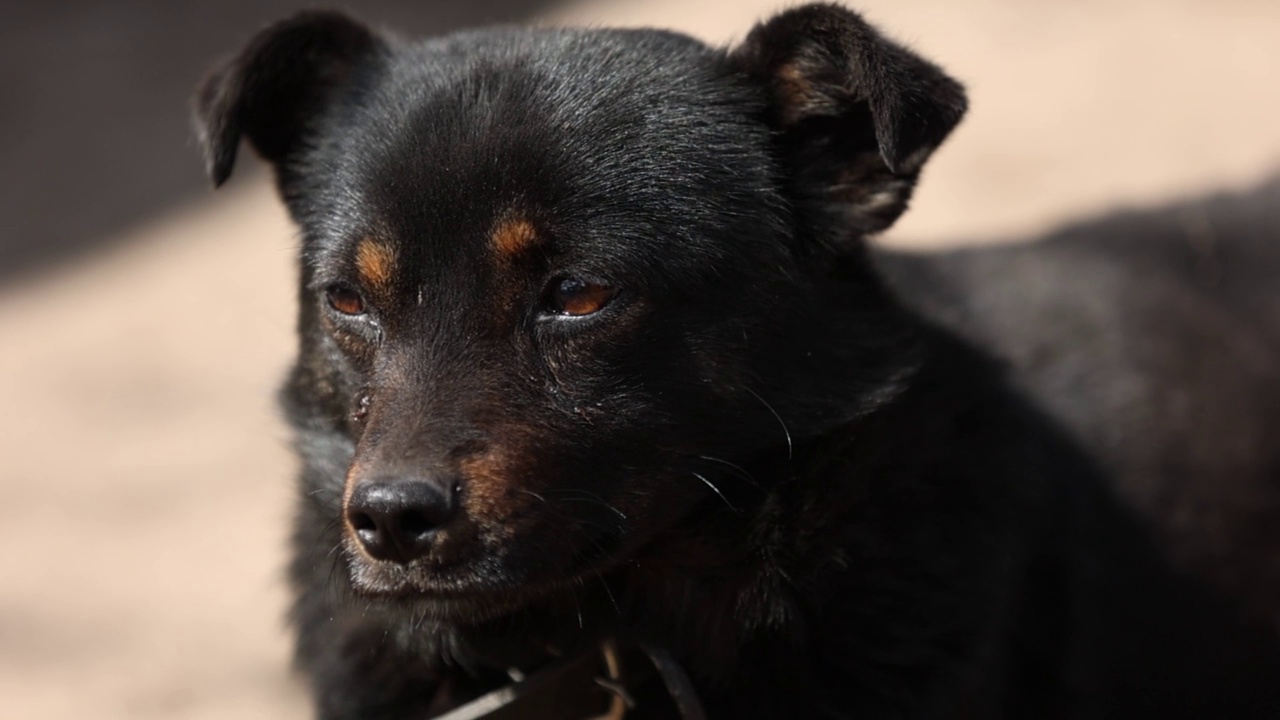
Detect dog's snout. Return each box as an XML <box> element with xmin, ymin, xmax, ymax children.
<box><xmin>345</xmin><ymin>478</ymin><xmax>457</xmax><ymax>563</ymax></box>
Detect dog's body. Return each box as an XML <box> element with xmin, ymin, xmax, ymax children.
<box><xmin>882</xmin><ymin>177</ymin><xmax>1280</xmax><ymax>629</ymax></box>
<box><xmin>195</xmin><ymin>6</ymin><xmax>1280</xmax><ymax>718</ymax></box>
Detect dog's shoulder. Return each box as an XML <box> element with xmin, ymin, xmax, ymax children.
<box><xmin>875</xmin><ymin>177</ymin><xmax>1280</xmax><ymax>624</ymax></box>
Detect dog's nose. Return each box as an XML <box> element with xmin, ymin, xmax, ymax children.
<box><xmin>345</xmin><ymin>478</ymin><xmax>457</xmax><ymax>563</ymax></box>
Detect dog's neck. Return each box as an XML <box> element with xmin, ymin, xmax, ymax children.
<box><xmin>451</xmin><ymin>328</ymin><xmax>1041</xmax><ymax>696</ymax></box>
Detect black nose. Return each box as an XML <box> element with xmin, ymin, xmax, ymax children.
<box><xmin>345</xmin><ymin>478</ymin><xmax>456</xmax><ymax>563</ymax></box>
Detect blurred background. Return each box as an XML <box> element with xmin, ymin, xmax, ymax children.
<box><xmin>1</xmin><ymin>0</ymin><xmax>1277</xmax><ymax>717</ymax></box>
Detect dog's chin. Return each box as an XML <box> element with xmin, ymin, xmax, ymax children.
<box><xmin>362</xmin><ymin>586</ymin><xmax>535</xmax><ymax>625</ymax></box>
<box><xmin>343</xmin><ymin>555</ymin><xmax>556</xmax><ymax>624</ymax></box>
<box><xmin>342</xmin><ymin>534</ymin><xmax>643</xmax><ymax>625</ymax></box>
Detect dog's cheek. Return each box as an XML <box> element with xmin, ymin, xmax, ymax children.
<box><xmin>301</xmin><ymin>308</ymin><xmax>385</xmax><ymax>433</ymax></box>
<box><xmin>532</xmin><ymin>319</ymin><xmax>665</xmax><ymax>430</ymax></box>
<box><xmin>289</xmin><ymin>319</ymin><xmax>369</xmax><ymax>434</ymax></box>
<box><xmin>324</xmin><ymin>350</ymin><xmax>374</xmax><ymax>436</ymax></box>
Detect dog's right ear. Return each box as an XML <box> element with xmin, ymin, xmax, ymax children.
<box><xmin>730</xmin><ymin>4</ymin><xmax>966</xmax><ymax>239</ymax></box>
<box><xmin>193</xmin><ymin>12</ymin><xmax>383</xmax><ymax>187</ymax></box>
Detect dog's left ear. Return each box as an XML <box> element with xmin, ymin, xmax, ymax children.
<box><xmin>193</xmin><ymin>12</ymin><xmax>384</xmax><ymax>187</ymax></box>
<box><xmin>731</xmin><ymin>4</ymin><xmax>966</xmax><ymax>237</ymax></box>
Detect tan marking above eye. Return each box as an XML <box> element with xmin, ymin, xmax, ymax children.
<box><xmin>490</xmin><ymin>216</ymin><xmax>539</xmax><ymax>258</ymax></box>
<box><xmin>551</xmin><ymin>278</ymin><xmax>615</xmax><ymax>316</ymax></box>
<box><xmin>355</xmin><ymin>238</ymin><xmax>396</xmax><ymax>290</ymax></box>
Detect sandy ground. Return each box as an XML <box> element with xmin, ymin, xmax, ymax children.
<box><xmin>2</xmin><ymin>1</ymin><xmax>1278</xmax><ymax>718</ymax></box>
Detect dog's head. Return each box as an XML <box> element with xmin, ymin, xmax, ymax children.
<box><xmin>195</xmin><ymin>4</ymin><xmax>965</xmax><ymax>620</ymax></box>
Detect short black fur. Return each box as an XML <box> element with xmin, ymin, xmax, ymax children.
<box><xmin>195</xmin><ymin>5</ymin><xmax>1280</xmax><ymax>718</ymax></box>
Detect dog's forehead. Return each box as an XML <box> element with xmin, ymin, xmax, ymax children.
<box><xmin>307</xmin><ymin>27</ymin><xmax>782</xmax><ymax>278</ymax></box>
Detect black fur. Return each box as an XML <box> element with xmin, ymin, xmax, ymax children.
<box><xmin>195</xmin><ymin>5</ymin><xmax>1280</xmax><ymax>718</ymax></box>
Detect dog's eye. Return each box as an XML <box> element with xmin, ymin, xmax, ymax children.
<box><xmin>548</xmin><ymin>277</ymin><xmax>615</xmax><ymax>317</ymax></box>
<box><xmin>326</xmin><ymin>285</ymin><xmax>366</xmax><ymax>316</ymax></box>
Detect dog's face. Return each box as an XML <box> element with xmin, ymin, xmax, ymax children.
<box><xmin>195</xmin><ymin>6</ymin><xmax>965</xmax><ymax>620</ymax></box>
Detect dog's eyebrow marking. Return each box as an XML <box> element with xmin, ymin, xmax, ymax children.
<box><xmin>356</xmin><ymin>238</ymin><xmax>396</xmax><ymax>290</ymax></box>
<box><xmin>490</xmin><ymin>215</ymin><xmax>540</xmax><ymax>259</ymax></box>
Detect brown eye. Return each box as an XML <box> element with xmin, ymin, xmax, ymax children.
<box><xmin>326</xmin><ymin>285</ymin><xmax>366</xmax><ymax>316</ymax></box>
<box><xmin>549</xmin><ymin>277</ymin><xmax>615</xmax><ymax>316</ymax></box>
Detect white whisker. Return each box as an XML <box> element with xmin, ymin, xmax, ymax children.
<box><xmin>744</xmin><ymin>386</ymin><xmax>793</xmax><ymax>459</ymax></box>
<box><xmin>697</xmin><ymin>454</ymin><xmax>763</xmax><ymax>490</ymax></box>
<box><xmin>692</xmin><ymin>471</ymin><xmax>740</xmax><ymax>514</ymax></box>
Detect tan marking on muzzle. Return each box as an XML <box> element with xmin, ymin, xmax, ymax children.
<box><xmin>338</xmin><ymin>457</ymin><xmax>375</xmax><ymax>559</ymax></box>
<box><xmin>459</xmin><ymin>451</ymin><xmax>524</xmax><ymax>539</ymax></box>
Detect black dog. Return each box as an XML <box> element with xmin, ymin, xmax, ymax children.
<box><xmin>194</xmin><ymin>5</ymin><xmax>1280</xmax><ymax>718</ymax></box>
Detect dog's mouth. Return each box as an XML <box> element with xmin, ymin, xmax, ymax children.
<box><xmin>342</xmin><ymin>553</ymin><xmax>532</xmax><ymax>622</ymax></box>
<box><xmin>339</xmin><ymin>513</ymin><xmax>634</xmax><ymax>621</ymax></box>
<box><xmin>350</xmin><ymin>568</ymin><xmax>532</xmax><ymax>619</ymax></box>
<box><xmin>345</xmin><ymin>556</ymin><xmax>616</xmax><ymax>625</ymax></box>
<box><xmin>336</xmin><ymin>457</ymin><xmax>739</xmax><ymax>622</ymax></box>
